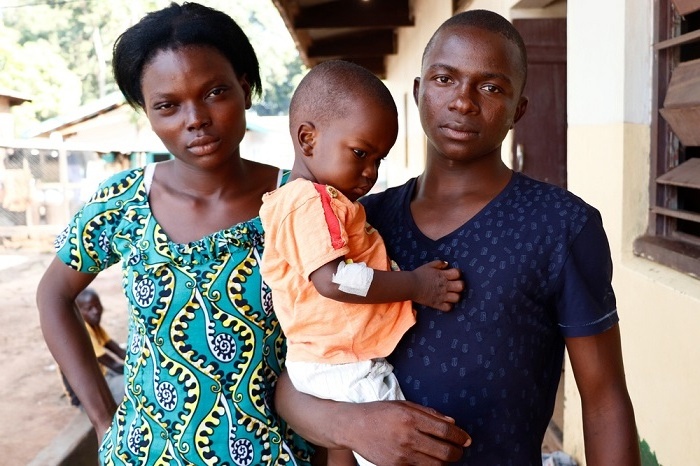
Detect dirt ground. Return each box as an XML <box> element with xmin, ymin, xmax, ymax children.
<box><xmin>0</xmin><ymin>235</ymin><xmax>128</xmax><ymax>465</ymax></box>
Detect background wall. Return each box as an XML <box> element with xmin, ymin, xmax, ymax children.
<box><xmin>385</xmin><ymin>1</ymin><xmax>700</xmax><ymax>465</ymax></box>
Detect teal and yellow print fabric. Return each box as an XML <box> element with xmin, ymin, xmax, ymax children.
<box><xmin>56</xmin><ymin>166</ymin><xmax>312</xmax><ymax>466</ymax></box>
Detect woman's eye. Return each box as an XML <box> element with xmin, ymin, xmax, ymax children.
<box><xmin>209</xmin><ymin>87</ymin><xmax>226</xmax><ymax>97</ymax></box>
<box><xmin>154</xmin><ymin>102</ymin><xmax>174</xmax><ymax>111</ymax></box>
<box><xmin>353</xmin><ymin>149</ymin><xmax>367</xmax><ymax>158</ymax></box>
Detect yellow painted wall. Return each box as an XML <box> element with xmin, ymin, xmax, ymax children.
<box><xmin>566</xmin><ymin>124</ymin><xmax>700</xmax><ymax>466</ymax></box>
<box><xmin>383</xmin><ymin>0</ymin><xmax>453</xmax><ymax>187</ymax></box>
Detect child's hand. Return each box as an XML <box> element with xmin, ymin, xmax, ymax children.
<box><xmin>411</xmin><ymin>260</ymin><xmax>464</xmax><ymax>311</ymax></box>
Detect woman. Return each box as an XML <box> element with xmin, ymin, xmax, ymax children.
<box><xmin>36</xmin><ymin>3</ymin><xmax>312</xmax><ymax>464</ymax></box>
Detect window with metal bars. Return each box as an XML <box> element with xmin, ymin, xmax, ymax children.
<box><xmin>634</xmin><ymin>0</ymin><xmax>700</xmax><ymax>277</ymax></box>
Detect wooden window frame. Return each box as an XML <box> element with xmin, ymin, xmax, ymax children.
<box><xmin>633</xmin><ymin>0</ymin><xmax>700</xmax><ymax>278</ymax></box>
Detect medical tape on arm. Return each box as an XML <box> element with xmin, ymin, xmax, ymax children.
<box><xmin>331</xmin><ymin>261</ymin><xmax>374</xmax><ymax>297</ymax></box>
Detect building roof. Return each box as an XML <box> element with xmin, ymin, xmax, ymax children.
<box><xmin>23</xmin><ymin>92</ymin><xmax>124</xmax><ymax>139</ymax></box>
<box><xmin>0</xmin><ymin>88</ymin><xmax>33</xmax><ymax>106</ymax></box>
<box><xmin>271</xmin><ymin>0</ymin><xmax>414</xmax><ymax>78</ymax></box>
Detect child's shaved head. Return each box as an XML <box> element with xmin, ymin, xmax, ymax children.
<box><xmin>289</xmin><ymin>60</ymin><xmax>397</xmax><ymax>132</ymax></box>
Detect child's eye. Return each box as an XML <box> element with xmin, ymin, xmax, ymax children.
<box><xmin>353</xmin><ymin>149</ymin><xmax>367</xmax><ymax>158</ymax></box>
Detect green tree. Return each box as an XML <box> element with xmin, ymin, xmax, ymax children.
<box><xmin>2</xmin><ymin>0</ymin><xmax>157</xmax><ymax>103</ymax></box>
<box><xmin>182</xmin><ymin>0</ymin><xmax>305</xmax><ymax>115</ymax></box>
<box><xmin>0</xmin><ymin>24</ymin><xmax>81</xmax><ymax>135</ymax></box>
<box><xmin>1</xmin><ymin>0</ymin><xmax>304</xmax><ymax>126</ymax></box>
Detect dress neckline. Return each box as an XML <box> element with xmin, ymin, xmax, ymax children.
<box><xmin>137</xmin><ymin>163</ymin><xmax>286</xmax><ymax>266</ymax></box>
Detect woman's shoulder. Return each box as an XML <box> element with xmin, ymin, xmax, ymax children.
<box><xmin>243</xmin><ymin>159</ymin><xmax>286</xmax><ymax>188</ymax></box>
<box><xmin>92</xmin><ymin>166</ymin><xmax>147</xmax><ymax>199</ymax></box>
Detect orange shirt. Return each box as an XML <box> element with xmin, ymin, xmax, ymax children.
<box><xmin>260</xmin><ymin>179</ymin><xmax>415</xmax><ymax>364</ymax></box>
<box><xmin>86</xmin><ymin>323</ymin><xmax>110</xmax><ymax>374</ymax></box>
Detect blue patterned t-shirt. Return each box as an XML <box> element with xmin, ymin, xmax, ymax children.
<box><xmin>361</xmin><ymin>172</ymin><xmax>618</xmax><ymax>466</ymax></box>
<box><xmin>55</xmin><ymin>164</ymin><xmax>312</xmax><ymax>466</ymax></box>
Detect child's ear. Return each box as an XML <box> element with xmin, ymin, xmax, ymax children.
<box><xmin>298</xmin><ymin>122</ymin><xmax>316</xmax><ymax>156</ymax></box>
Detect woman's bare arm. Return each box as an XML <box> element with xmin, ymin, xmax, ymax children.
<box><xmin>37</xmin><ymin>257</ymin><xmax>117</xmax><ymax>438</ymax></box>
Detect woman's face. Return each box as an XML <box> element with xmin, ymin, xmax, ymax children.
<box><xmin>140</xmin><ymin>45</ymin><xmax>252</xmax><ymax>168</ymax></box>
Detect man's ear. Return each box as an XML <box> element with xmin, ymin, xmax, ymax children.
<box><xmin>512</xmin><ymin>96</ymin><xmax>528</xmax><ymax>127</ymax></box>
<box><xmin>298</xmin><ymin>122</ymin><xmax>316</xmax><ymax>156</ymax></box>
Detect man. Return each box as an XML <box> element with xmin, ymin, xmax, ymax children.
<box><xmin>277</xmin><ymin>10</ymin><xmax>640</xmax><ymax>465</ymax></box>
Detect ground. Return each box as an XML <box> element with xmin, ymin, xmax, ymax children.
<box><xmin>0</xmin><ymin>236</ymin><xmax>127</xmax><ymax>465</ymax></box>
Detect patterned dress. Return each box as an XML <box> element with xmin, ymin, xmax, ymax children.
<box><xmin>55</xmin><ymin>164</ymin><xmax>312</xmax><ymax>466</ymax></box>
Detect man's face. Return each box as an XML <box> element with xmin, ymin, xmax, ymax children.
<box><xmin>414</xmin><ymin>25</ymin><xmax>527</xmax><ymax>164</ymax></box>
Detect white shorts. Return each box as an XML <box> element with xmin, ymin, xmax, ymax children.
<box><xmin>286</xmin><ymin>358</ymin><xmax>405</xmax><ymax>466</ymax></box>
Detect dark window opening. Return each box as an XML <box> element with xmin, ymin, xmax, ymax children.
<box><xmin>634</xmin><ymin>0</ymin><xmax>700</xmax><ymax>277</ymax></box>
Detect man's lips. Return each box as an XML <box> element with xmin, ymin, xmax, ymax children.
<box><xmin>440</xmin><ymin>124</ymin><xmax>479</xmax><ymax>140</ymax></box>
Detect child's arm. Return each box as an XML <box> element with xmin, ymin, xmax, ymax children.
<box><xmin>310</xmin><ymin>258</ymin><xmax>464</xmax><ymax>311</ymax></box>
<box><xmin>104</xmin><ymin>339</ymin><xmax>127</xmax><ymax>361</ymax></box>
<box><xmin>97</xmin><ymin>352</ymin><xmax>125</xmax><ymax>373</ymax></box>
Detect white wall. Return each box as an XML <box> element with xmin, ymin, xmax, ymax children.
<box><xmin>567</xmin><ymin>1</ymin><xmax>700</xmax><ymax>465</ymax></box>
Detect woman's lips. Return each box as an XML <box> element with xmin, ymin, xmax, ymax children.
<box><xmin>187</xmin><ymin>136</ymin><xmax>220</xmax><ymax>155</ymax></box>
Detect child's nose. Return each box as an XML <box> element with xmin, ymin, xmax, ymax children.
<box><xmin>362</xmin><ymin>163</ymin><xmax>378</xmax><ymax>181</ymax></box>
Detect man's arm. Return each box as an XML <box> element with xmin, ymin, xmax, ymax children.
<box><xmin>275</xmin><ymin>371</ymin><xmax>471</xmax><ymax>465</ymax></box>
<box><xmin>566</xmin><ymin>324</ymin><xmax>641</xmax><ymax>465</ymax></box>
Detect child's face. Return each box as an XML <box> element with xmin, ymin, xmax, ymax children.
<box><xmin>141</xmin><ymin>45</ymin><xmax>252</xmax><ymax>169</ymax></box>
<box><xmin>76</xmin><ymin>294</ymin><xmax>103</xmax><ymax>327</ymax></box>
<box><xmin>414</xmin><ymin>25</ymin><xmax>527</xmax><ymax>164</ymax></box>
<box><xmin>304</xmin><ymin>98</ymin><xmax>398</xmax><ymax>202</ymax></box>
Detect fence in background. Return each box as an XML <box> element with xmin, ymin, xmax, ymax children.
<box><xmin>0</xmin><ymin>140</ymin><xmax>134</xmax><ymax>239</ymax></box>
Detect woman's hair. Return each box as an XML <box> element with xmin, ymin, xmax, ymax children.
<box><xmin>113</xmin><ymin>2</ymin><xmax>262</xmax><ymax>109</ymax></box>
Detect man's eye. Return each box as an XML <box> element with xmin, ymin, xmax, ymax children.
<box><xmin>436</xmin><ymin>76</ymin><xmax>451</xmax><ymax>84</ymax></box>
<box><xmin>482</xmin><ymin>84</ymin><xmax>501</xmax><ymax>93</ymax></box>
<box><xmin>353</xmin><ymin>149</ymin><xmax>367</xmax><ymax>158</ymax></box>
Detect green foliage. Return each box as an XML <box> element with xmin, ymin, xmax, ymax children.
<box><xmin>0</xmin><ymin>0</ymin><xmax>303</xmax><ymax>135</ymax></box>
<box><xmin>640</xmin><ymin>438</ymin><xmax>661</xmax><ymax>466</ymax></box>
<box><xmin>196</xmin><ymin>0</ymin><xmax>306</xmax><ymax>115</ymax></box>
<box><xmin>0</xmin><ymin>24</ymin><xmax>81</xmax><ymax>134</ymax></box>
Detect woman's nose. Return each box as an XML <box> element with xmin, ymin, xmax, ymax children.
<box><xmin>186</xmin><ymin>104</ymin><xmax>211</xmax><ymax>130</ymax></box>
